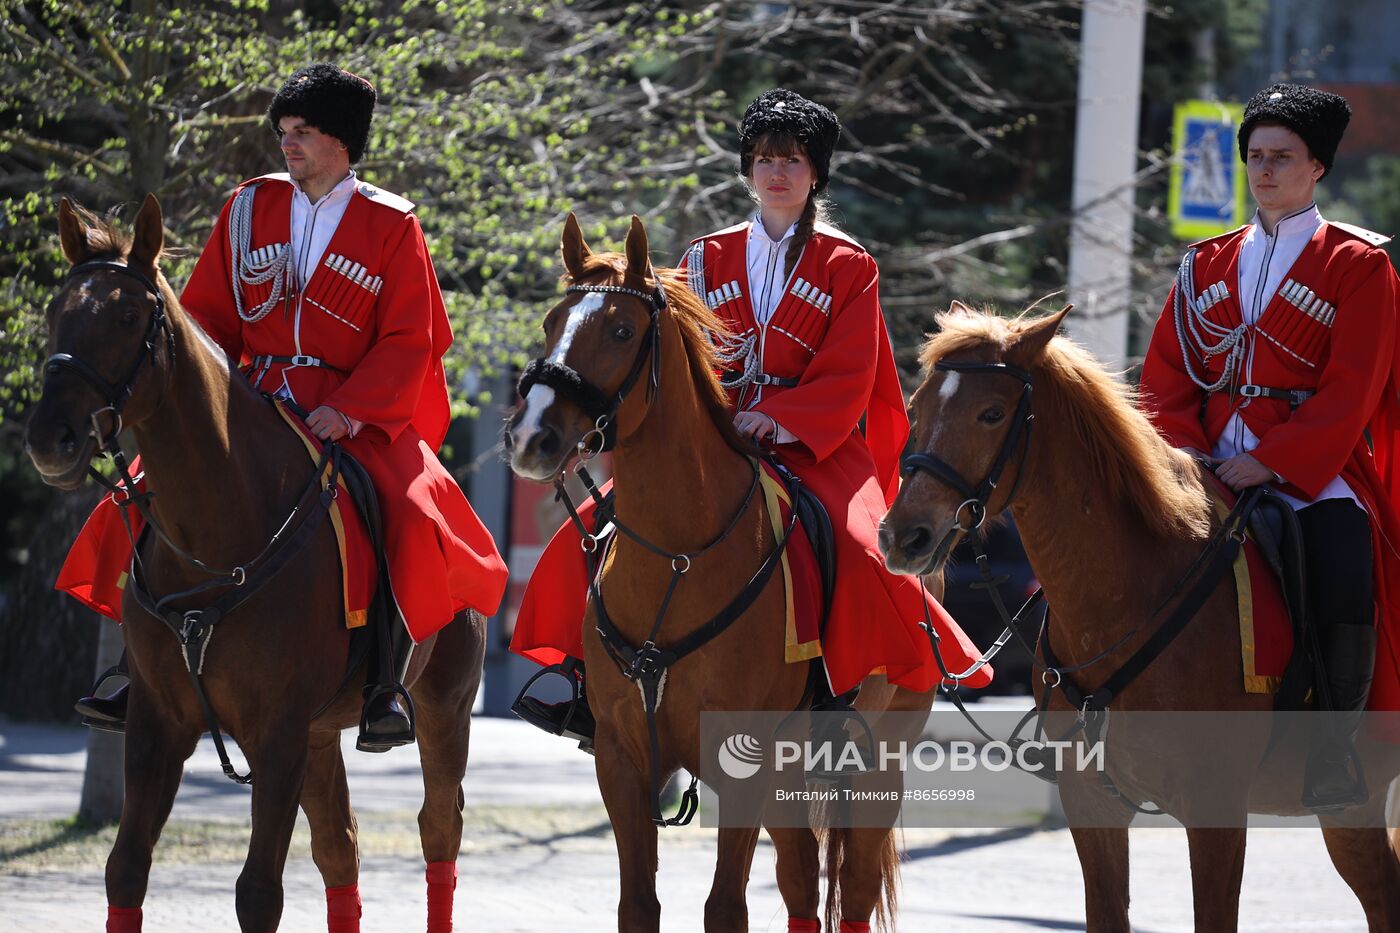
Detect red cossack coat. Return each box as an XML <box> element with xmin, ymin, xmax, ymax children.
<box><xmin>57</xmin><ymin>174</ymin><xmax>508</xmax><ymax>641</ymax></box>
<box><xmin>1139</xmin><ymin>221</ymin><xmax>1400</xmax><ymax>713</ymax></box>
<box><xmin>510</xmin><ymin>222</ymin><xmax>991</xmax><ymax>694</ymax></box>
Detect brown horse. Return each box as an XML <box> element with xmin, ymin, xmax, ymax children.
<box><xmin>505</xmin><ymin>214</ymin><xmax>934</xmax><ymax>932</ymax></box>
<box><xmin>23</xmin><ymin>196</ymin><xmax>485</xmax><ymax>932</ymax></box>
<box><xmin>880</xmin><ymin>303</ymin><xmax>1400</xmax><ymax>932</ymax></box>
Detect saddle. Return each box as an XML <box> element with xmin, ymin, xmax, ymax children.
<box><xmin>758</xmin><ymin>458</ymin><xmax>859</xmax><ymax>714</ymax></box>
<box><xmin>1241</xmin><ymin>486</ymin><xmax>1317</xmax><ymax>712</ymax></box>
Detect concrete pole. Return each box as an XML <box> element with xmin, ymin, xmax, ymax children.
<box><xmin>1065</xmin><ymin>0</ymin><xmax>1147</xmax><ymax>371</ymax></box>
<box><xmin>78</xmin><ymin>620</ymin><xmax>125</xmax><ymax>824</ymax></box>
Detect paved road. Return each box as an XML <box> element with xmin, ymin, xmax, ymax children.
<box><xmin>0</xmin><ymin>716</ymin><xmax>1383</xmax><ymax>931</ymax></box>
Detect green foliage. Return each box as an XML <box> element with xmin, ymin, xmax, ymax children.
<box><xmin>0</xmin><ymin>0</ymin><xmax>714</xmax><ymax>423</ymax></box>
<box><xmin>1339</xmin><ymin>155</ymin><xmax>1400</xmax><ymax>263</ymax></box>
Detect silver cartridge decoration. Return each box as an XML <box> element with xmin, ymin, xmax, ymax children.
<box><xmin>790</xmin><ymin>277</ymin><xmax>832</xmax><ymax>314</ymax></box>
<box><xmin>1261</xmin><ymin>277</ymin><xmax>1332</xmax><ymax>367</ymax></box>
<box><xmin>706</xmin><ymin>280</ymin><xmax>742</xmax><ymax>314</ymax></box>
<box><xmin>1192</xmin><ymin>281</ymin><xmax>1234</xmax><ymax>330</ymax></box>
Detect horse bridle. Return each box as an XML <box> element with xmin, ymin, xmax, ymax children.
<box><xmin>44</xmin><ymin>259</ymin><xmax>175</xmax><ymax>451</ymax></box>
<box><xmin>899</xmin><ymin>358</ymin><xmax>1035</xmax><ymax>546</ymax></box>
<box><xmin>516</xmin><ymin>280</ymin><xmax>666</xmax><ymax>457</ymax></box>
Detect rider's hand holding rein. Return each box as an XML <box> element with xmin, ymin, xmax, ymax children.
<box><xmin>734</xmin><ymin>410</ymin><xmax>778</xmax><ymax>442</ymax></box>
<box><xmin>306</xmin><ymin>404</ymin><xmax>353</xmax><ymax>441</ymax></box>
<box><xmin>1213</xmin><ymin>452</ymin><xmax>1279</xmax><ymax>492</ymax></box>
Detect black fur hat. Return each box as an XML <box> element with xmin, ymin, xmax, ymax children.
<box><xmin>267</xmin><ymin>64</ymin><xmax>376</xmax><ymax>163</ymax></box>
<box><xmin>1237</xmin><ymin>83</ymin><xmax>1351</xmax><ymax>177</ymax></box>
<box><xmin>738</xmin><ymin>89</ymin><xmax>842</xmax><ymax>191</ymax></box>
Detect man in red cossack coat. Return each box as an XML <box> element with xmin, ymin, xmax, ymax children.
<box><xmin>66</xmin><ymin>64</ymin><xmax>508</xmax><ymax>751</ymax></box>
<box><xmin>1140</xmin><ymin>84</ymin><xmax>1400</xmax><ymax>810</ymax></box>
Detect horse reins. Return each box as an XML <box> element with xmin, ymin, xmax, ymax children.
<box><xmin>520</xmin><ymin>277</ymin><xmax>800</xmax><ymax>826</ymax></box>
<box><xmin>50</xmin><ymin>261</ymin><xmax>343</xmax><ymax>785</ymax></box>
<box><xmin>900</xmin><ymin>356</ymin><xmax>1266</xmax><ymax>812</ymax></box>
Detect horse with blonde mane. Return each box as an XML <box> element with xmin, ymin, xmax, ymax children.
<box><xmin>880</xmin><ymin>304</ymin><xmax>1400</xmax><ymax>931</ymax></box>
<box><xmin>505</xmin><ymin>214</ymin><xmax>941</xmax><ymax>932</ymax></box>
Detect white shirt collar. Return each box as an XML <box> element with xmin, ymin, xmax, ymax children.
<box><xmin>749</xmin><ymin>212</ymin><xmax>798</xmax><ymax>246</ymax></box>
<box><xmin>1249</xmin><ymin>202</ymin><xmax>1321</xmax><ymax>240</ymax></box>
<box><xmin>291</xmin><ymin>169</ymin><xmax>358</xmax><ymax>209</ymax></box>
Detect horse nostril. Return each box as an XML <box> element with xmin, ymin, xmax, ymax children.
<box><xmin>898</xmin><ymin>524</ymin><xmax>934</xmax><ymax>557</ymax></box>
<box><xmin>534</xmin><ymin>425</ymin><xmax>560</xmax><ymax>458</ymax></box>
<box><xmin>59</xmin><ymin>425</ymin><xmax>78</xmax><ymax>455</ymax></box>
<box><xmin>502</xmin><ymin>429</ymin><xmax>515</xmax><ymax>454</ymax></box>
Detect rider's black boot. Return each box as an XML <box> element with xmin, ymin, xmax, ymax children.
<box><xmin>357</xmin><ymin>618</ymin><xmax>417</xmax><ymax>753</ymax></box>
<box><xmin>75</xmin><ymin>656</ymin><xmax>129</xmax><ymax>734</ymax></box>
<box><xmin>513</xmin><ymin>657</ymin><xmax>595</xmax><ymax>754</ymax></box>
<box><xmin>1302</xmin><ymin>623</ymin><xmax>1375</xmax><ymax>811</ymax></box>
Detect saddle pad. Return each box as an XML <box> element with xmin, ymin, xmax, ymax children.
<box><xmin>757</xmin><ymin>460</ymin><xmax>822</xmax><ymax>663</ymax></box>
<box><xmin>56</xmin><ymin>402</ymin><xmax>373</xmax><ymax>630</ymax></box>
<box><xmin>1204</xmin><ymin>481</ymin><xmax>1293</xmax><ymax>693</ymax></box>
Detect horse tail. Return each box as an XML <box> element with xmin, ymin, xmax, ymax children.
<box><xmin>817</xmin><ymin>823</ymin><xmax>901</xmax><ymax>932</ymax></box>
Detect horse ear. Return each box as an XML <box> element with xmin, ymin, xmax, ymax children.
<box><xmin>128</xmin><ymin>193</ymin><xmax>164</xmax><ymax>273</ymax></box>
<box><xmin>57</xmin><ymin>198</ymin><xmax>92</xmax><ymax>265</ymax></box>
<box><xmin>561</xmin><ymin>212</ymin><xmax>590</xmax><ymax>278</ymax></box>
<box><xmin>624</xmin><ymin>215</ymin><xmax>650</xmax><ymax>279</ymax></box>
<box><xmin>1007</xmin><ymin>305</ymin><xmax>1072</xmax><ymax>364</ymax></box>
<box><xmin>947</xmin><ymin>299</ymin><xmax>976</xmax><ymax>316</ymax></box>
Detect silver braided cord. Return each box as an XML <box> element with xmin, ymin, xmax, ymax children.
<box><xmin>682</xmin><ymin>239</ymin><xmax>761</xmax><ymax>390</ymax></box>
<box><xmin>1171</xmin><ymin>247</ymin><xmax>1247</xmax><ymax>392</ymax></box>
<box><xmin>228</xmin><ymin>184</ymin><xmax>292</xmax><ymax>323</ymax></box>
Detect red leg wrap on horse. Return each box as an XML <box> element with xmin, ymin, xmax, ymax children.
<box><xmin>326</xmin><ymin>883</ymin><xmax>361</xmax><ymax>933</ymax></box>
<box><xmin>426</xmin><ymin>860</ymin><xmax>457</xmax><ymax>933</ymax></box>
<box><xmin>106</xmin><ymin>906</ymin><xmax>142</xmax><ymax>932</ymax></box>
<box><xmin>787</xmin><ymin>919</ymin><xmax>821</xmax><ymax>932</ymax></box>
<box><xmin>839</xmin><ymin>923</ymin><xmax>872</xmax><ymax>933</ymax></box>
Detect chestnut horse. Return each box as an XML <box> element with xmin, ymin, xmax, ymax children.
<box><xmin>23</xmin><ymin>196</ymin><xmax>485</xmax><ymax>932</ymax></box>
<box><xmin>880</xmin><ymin>304</ymin><xmax>1400</xmax><ymax>932</ymax></box>
<box><xmin>506</xmin><ymin>214</ymin><xmax>934</xmax><ymax>932</ymax></box>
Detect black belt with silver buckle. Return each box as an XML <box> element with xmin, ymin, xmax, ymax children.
<box><xmin>1233</xmin><ymin>383</ymin><xmax>1313</xmax><ymax>408</ymax></box>
<box><xmin>250</xmin><ymin>354</ymin><xmax>344</xmax><ymax>371</ymax></box>
<box><xmin>726</xmin><ymin>370</ymin><xmax>799</xmax><ymax>388</ymax></box>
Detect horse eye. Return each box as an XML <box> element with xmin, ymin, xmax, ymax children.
<box><xmin>613</xmin><ymin>325</ymin><xmax>634</xmax><ymax>341</ymax></box>
<box><xmin>121</xmin><ymin>308</ymin><xmax>139</xmax><ymax>325</ymax></box>
<box><xmin>979</xmin><ymin>407</ymin><xmax>1005</xmax><ymax>425</ymax></box>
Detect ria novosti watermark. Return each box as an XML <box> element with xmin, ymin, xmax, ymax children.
<box><xmin>717</xmin><ymin>732</ymin><xmax>1104</xmax><ymax>780</ymax></box>
<box><xmin>697</xmin><ymin>710</ymin><xmax>1400</xmax><ymax>829</ymax></box>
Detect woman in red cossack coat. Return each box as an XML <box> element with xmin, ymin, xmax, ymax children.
<box><xmin>511</xmin><ymin>88</ymin><xmax>991</xmax><ymax>746</ymax></box>
<box><xmin>1140</xmin><ymin>83</ymin><xmax>1400</xmax><ymax>810</ymax></box>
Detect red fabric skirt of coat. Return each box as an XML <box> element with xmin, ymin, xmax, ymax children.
<box><xmin>510</xmin><ymin>431</ymin><xmax>992</xmax><ymax>696</ymax></box>
<box><xmin>56</xmin><ymin>409</ymin><xmax>507</xmax><ymax>644</ymax></box>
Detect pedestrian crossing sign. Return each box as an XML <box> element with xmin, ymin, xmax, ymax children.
<box><xmin>1169</xmin><ymin>100</ymin><xmax>1248</xmax><ymax>240</ymax></box>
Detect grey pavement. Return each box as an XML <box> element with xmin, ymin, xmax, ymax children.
<box><xmin>0</xmin><ymin>714</ymin><xmax>1381</xmax><ymax>931</ymax></box>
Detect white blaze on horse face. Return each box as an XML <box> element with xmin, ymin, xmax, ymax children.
<box><xmin>927</xmin><ymin>371</ymin><xmax>960</xmax><ymax>451</ymax></box>
<box><xmin>514</xmin><ymin>293</ymin><xmax>606</xmax><ymax>455</ymax></box>
<box><xmin>938</xmin><ymin>371</ymin><xmax>960</xmax><ymax>401</ymax></box>
<box><xmin>514</xmin><ymin>385</ymin><xmax>556</xmax><ymax>450</ymax></box>
<box><xmin>549</xmin><ymin>292</ymin><xmax>606</xmax><ymax>363</ymax></box>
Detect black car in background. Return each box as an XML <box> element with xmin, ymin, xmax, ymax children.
<box><xmin>937</xmin><ymin>520</ymin><xmax>1042</xmax><ymax>697</ymax></box>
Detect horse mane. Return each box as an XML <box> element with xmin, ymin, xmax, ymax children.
<box><xmin>568</xmin><ymin>252</ymin><xmax>753</xmax><ymax>455</ymax></box>
<box><xmin>69</xmin><ymin>204</ymin><xmax>139</xmax><ymax>262</ymax></box>
<box><xmin>921</xmin><ymin>307</ymin><xmax>1212</xmax><ymax>540</ymax></box>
